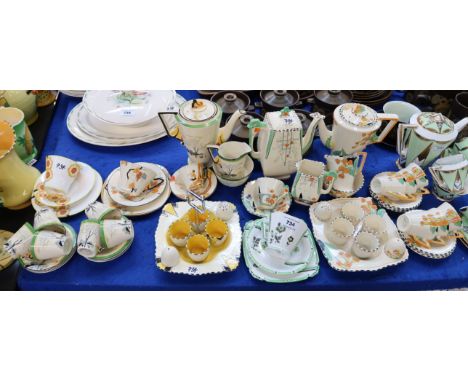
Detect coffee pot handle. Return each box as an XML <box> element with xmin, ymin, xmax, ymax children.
<box><xmin>355</xmin><ymin>151</ymin><xmax>367</xmax><ymax>175</ymax></box>
<box><xmin>375</xmin><ymin>113</ymin><xmax>399</xmax><ymax>143</ymax></box>
<box><xmin>158</xmin><ymin>112</ymin><xmax>181</xmax><ymax>140</ymax></box>
<box><xmin>206</xmin><ymin>145</ymin><xmax>220</xmax><ymax>164</ymax></box>
<box><xmin>321</xmin><ymin>171</ymin><xmax>337</xmax><ymax>194</ymax></box>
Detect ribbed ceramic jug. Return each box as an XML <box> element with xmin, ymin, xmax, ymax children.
<box><xmin>0</xmin><ymin>120</ymin><xmax>40</xmax><ymax>209</ymax></box>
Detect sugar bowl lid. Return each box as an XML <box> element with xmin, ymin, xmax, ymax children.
<box><xmin>335</xmin><ymin>103</ymin><xmax>379</xmax><ymax>129</ymax></box>
<box><xmin>179</xmin><ymin>99</ymin><xmax>219</xmax><ymax>122</ymax></box>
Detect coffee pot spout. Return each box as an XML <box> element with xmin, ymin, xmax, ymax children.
<box><xmin>302</xmin><ymin>112</ymin><xmax>325</xmax><ymax>155</ymax></box>
<box><xmin>316</xmin><ymin>113</ymin><xmax>333</xmax><ymax>149</ymax></box>
<box><xmin>217</xmin><ymin>109</ymin><xmax>246</xmax><ymax>144</ymax></box>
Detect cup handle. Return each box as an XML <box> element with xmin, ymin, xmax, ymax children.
<box><xmin>375</xmin><ymin>113</ymin><xmax>399</xmax><ymax>143</ymax></box>
<box><xmin>355</xmin><ymin>151</ymin><xmax>367</xmax><ymax>175</ymax></box>
<box><xmin>321</xmin><ymin>171</ymin><xmax>337</xmax><ymax>194</ymax></box>
<box><xmin>158</xmin><ymin>112</ymin><xmax>182</xmax><ymax>140</ymax></box>
<box><xmin>417</xmin><ymin>187</ymin><xmax>431</xmax><ymax>195</ymax></box>
<box><xmin>206</xmin><ymin>145</ymin><xmax>220</xmax><ymax>164</ymax></box>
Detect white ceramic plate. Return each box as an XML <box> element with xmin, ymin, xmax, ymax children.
<box><xmin>107</xmin><ymin>163</ymin><xmax>167</xmax><ymax>207</ymax></box>
<box><xmin>243</xmin><ymin>220</ymin><xmax>319</xmax><ymax>283</ymax></box>
<box><xmin>101</xmin><ymin>166</ymin><xmax>171</xmax><ymax>216</ymax></box>
<box><xmin>66</xmin><ymin>94</ymin><xmax>186</xmax><ymax>147</ymax></box>
<box><xmin>19</xmin><ymin>223</ymin><xmax>76</xmax><ymax>274</ymax></box>
<box><xmin>32</xmin><ymin>167</ymin><xmax>103</xmax><ymax>217</ymax></box>
<box><xmin>83</xmin><ymin>90</ymin><xmax>175</xmax><ymax>126</ymax></box>
<box><xmin>396</xmin><ymin>212</ymin><xmax>457</xmax><ymax>259</ymax></box>
<box><xmin>241</xmin><ymin>178</ymin><xmax>291</xmax><ymax>218</ymax></box>
<box><xmin>155</xmin><ymin>201</ymin><xmax>241</xmax><ymax>275</ymax></box>
<box><xmin>309</xmin><ymin>197</ymin><xmax>409</xmax><ymax>272</ymax></box>
<box><xmin>369</xmin><ymin>172</ymin><xmax>423</xmax><ymax>213</ymax></box>
<box><xmin>33</xmin><ymin>162</ymin><xmax>96</xmax><ymax>207</ymax></box>
<box><xmin>170</xmin><ymin>164</ymin><xmax>218</xmax><ymax>200</ymax></box>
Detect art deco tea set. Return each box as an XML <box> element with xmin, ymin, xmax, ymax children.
<box><xmin>1</xmin><ymin>91</ymin><xmax>467</xmax><ymax>282</ymax></box>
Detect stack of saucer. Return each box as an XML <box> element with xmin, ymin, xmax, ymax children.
<box><xmin>2</xmin><ymin>207</ymin><xmax>76</xmax><ymax>273</ymax></box>
<box><xmin>66</xmin><ymin>90</ymin><xmax>185</xmax><ymax>146</ymax></box>
<box><xmin>77</xmin><ymin>202</ymin><xmax>134</xmax><ymax>262</ymax></box>
<box><xmin>32</xmin><ymin>155</ymin><xmax>102</xmax><ymax>217</ymax></box>
<box><xmin>101</xmin><ymin>161</ymin><xmax>171</xmax><ymax>216</ymax></box>
<box><xmin>243</xmin><ymin>212</ymin><xmax>320</xmax><ymax>283</ymax></box>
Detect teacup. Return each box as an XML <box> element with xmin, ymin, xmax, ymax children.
<box><xmin>454</xmin><ymin>137</ymin><xmax>468</xmax><ymax>160</ymax></box>
<box><xmin>186</xmin><ymin>234</ymin><xmax>210</xmax><ymax>263</ymax></box>
<box><xmin>352</xmin><ymin>231</ymin><xmax>381</xmax><ymax>259</ymax></box>
<box><xmin>168</xmin><ymin>219</ymin><xmax>192</xmax><ymax>247</ymax></box>
<box><xmin>325</xmin><ymin>217</ymin><xmax>354</xmax><ymax>246</ymax></box>
<box><xmin>99</xmin><ymin>218</ymin><xmax>134</xmax><ymax>249</ymax></box>
<box><xmin>398</xmin><ymin>202</ymin><xmax>463</xmax><ymax>248</ymax></box>
<box><xmin>0</xmin><ymin>107</ymin><xmax>37</xmax><ymax>164</ymax></box>
<box><xmin>186</xmin><ymin>208</ymin><xmax>210</xmax><ymax>233</ymax></box>
<box><xmin>325</xmin><ymin>152</ymin><xmax>367</xmax><ymax>192</ymax></box>
<box><xmin>373</xmin><ymin>163</ymin><xmax>429</xmax><ymax>201</ymax></box>
<box><xmin>267</xmin><ymin>212</ymin><xmax>308</xmax><ymax>255</ymax></box>
<box><xmin>207</xmin><ymin>141</ymin><xmax>251</xmax><ymax>179</ymax></box>
<box><xmin>341</xmin><ymin>201</ymin><xmax>364</xmax><ymax>225</ymax></box>
<box><xmin>362</xmin><ymin>213</ymin><xmax>387</xmax><ymax>242</ymax></box>
<box><xmin>429</xmin><ymin>154</ymin><xmax>468</xmax><ymax>200</ymax></box>
<box><xmin>291</xmin><ymin>159</ymin><xmax>337</xmax><ymax>205</ymax></box>
<box><xmin>118</xmin><ymin>161</ymin><xmax>159</xmax><ymax>198</ymax></box>
<box><xmin>44</xmin><ymin>155</ymin><xmax>81</xmax><ymax>194</ymax></box>
<box><xmin>77</xmin><ymin>219</ymin><xmax>101</xmax><ymax>258</ymax></box>
<box><xmin>3</xmin><ymin>223</ymin><xmax>35</xmax><ymax>259</ymax></box>
<box><xmin>205</xmin><ymin>219</ymin><xmax>229</xmax><ymax>247</ymax></box>
<box><xmin>33</xmin><ymin>207</ymin><xmax>65</xmax><ymax>233</ymax></box>
<box><xmin>31</xmin><ymin>230</ymin><xmax>73</xmax><ymax>261</ymax></box>
<box><xmin>384</xmin><ymin>238</ymin><xmax>406</xmax><ymax>259</ymax></box>
<box><xmin>256</xmin><ymin>177</ymin><xmax>289</xmax><ymax>210</ymax></box>
<box><xmin>85</xmin><ymin>201</ymin><xmax>122</xmax><ymax>221</ymax></box>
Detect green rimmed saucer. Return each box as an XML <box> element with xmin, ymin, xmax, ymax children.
<box><xmin>243</xmin><ymin>219</ymin><xmax>319</xmax><ymax>283</ymax></box>
<box><xmin>19</xmin><ymin>223</ymin><xmax>76</xmax><ymax>274</ymax></box>
<box><xmin>0</xmin><ymin>230</ymin><xmax>15</xmax><ymax>271</ymax></box>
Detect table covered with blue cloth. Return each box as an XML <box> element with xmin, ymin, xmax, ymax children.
<box><xmin>17</xmin><ymin>91</ymin><xmax>468</xmax><ymax>290</ymax></box>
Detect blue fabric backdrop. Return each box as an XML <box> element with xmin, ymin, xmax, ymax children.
<box><xmin>17</xmin><ymin>91</ymin><xmax>468</xmax><ymax>290</ymax></box>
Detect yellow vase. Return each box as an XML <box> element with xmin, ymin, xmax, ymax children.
<box><xmin>1</xmin><ymin>90</ymin><xmax>38</xmax><ymax>125</ymax></box>
<box><xmin>0</xmin><ymin>120</ymin><xmax>40</xmax><ymax>209</ymax></box>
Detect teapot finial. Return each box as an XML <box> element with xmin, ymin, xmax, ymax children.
<box><xmin>247</xmin><ymin>118</ymin><xmax>267</xmax><ymax>130</ymax></box>
<box><xmin>280</xmin><ymin>107</ymin><xmax>291</xmax><ymax>116</ymax></box>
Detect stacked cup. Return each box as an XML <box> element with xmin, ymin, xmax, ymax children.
<box><xmin>2</xmin><ymin>207</ymin><xmax>76</xmax><ymax>270</ymax></box>
<box><xmin>77</xmin><ymin>201</ymin><xmax>134</xmax><ymax>262</ymax></box>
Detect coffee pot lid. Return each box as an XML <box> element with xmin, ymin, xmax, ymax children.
<box><xmin>179</xmin><ymin>99</ymin><xmax>218</xmax><ymax>122</ymax></box>
<box><xmin>336</xmin><ymin>103</ymin><xmax>379</xmax><ymax>128</ymax></box>
<box><xmin>415</xmin><ymin>112</ymin><xmax>454</xmax><ymax>134</ymax></box>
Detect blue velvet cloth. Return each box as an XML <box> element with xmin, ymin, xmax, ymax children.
<box><xmin>18</xmin><ymin>91</ymin><xmax>468</xmax><ymax>290</ymax></box>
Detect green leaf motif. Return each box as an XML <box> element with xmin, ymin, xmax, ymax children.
<box><xmin>398</xmin><ymin>178</ymin><xmax>405</xmax><ymax>184</ymax></box>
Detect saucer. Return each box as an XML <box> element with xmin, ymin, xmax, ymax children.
<box><xmin>329</xmin><ymin>172</ymin><xmax>365</xmax><ymax>198</ymax></box>
<box><xmin>19</xmin><ymin>223</ymin><xmax>76</xmax><ymax>274</ymax></box>
<box><xmin>32</xmin><ymin>167</ymin><xmax>103</xmax><ymax>217</ymax></box>
<box><xmin>33</xmin><ymin>162</ymin><xmax>96</xmax><ymax>208</ymax></box>
<box><xmin>241</xmin><ymin>178</ymin><xmax>291</xmax><ymax>218</ymax></box>
<box><xmin>0</xmin><ymin>230</ymin><xmax>14</xmax><ymax>271</ymax></box>
<box><xmin>396</xmin><ymin>214</ymin><xmax>457</xmax><ymax>259</ymax></box>
<box><xmin>243</xmin><ymin>219</ymin><xmax>319</xmax><ymax>283</ymax></box>
<box><xmin>101</xmin><ymin>166</ymin><xmax>171</xmax><ymax>216</ymax></box>
<box><xmin>212</xmin><ymin>155</ymin><xmax>254</xmax><ymax>187</ymax></box>
<box><xmin>170</xmin><ymin>164</ymin><xmax>217</xmax><ymax>200</ymax></box>
<box><xmin>369</xmin><ymin>172</ymin><xmax>423</xmax><ymax>213</ymax></box>
<box><xmin>107</xmin><ymin>163</ymin><xmax>167</xmax><ymax>207</ymax></box>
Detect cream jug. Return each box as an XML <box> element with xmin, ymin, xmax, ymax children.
<box><xmin>247</xmin><ymin>107</ymin><xmax>321</xmax><ymax>179</ymax></box>
<box><xmin>159</xmin><ymin>99</ymin><xmax>245</xmax><ymax>165</ymax></box>
<box><xmin>318</xmin><ymin>103</ymin><xmax>399</xmax><ymax>155</ymax></box>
